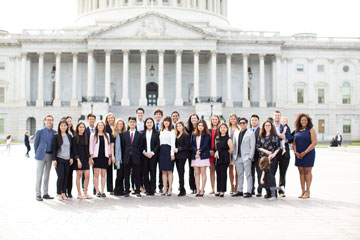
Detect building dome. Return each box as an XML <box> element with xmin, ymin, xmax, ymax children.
<box><xmin>75</xmin><ymin>0</ymin><xmax>229</xmax><ymax>27</ymax></box>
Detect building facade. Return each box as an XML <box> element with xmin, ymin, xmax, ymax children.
<box><xmin>0</xmin><ymin>0</ymin><xmax>359</xmax><ymax>141</ymax></box>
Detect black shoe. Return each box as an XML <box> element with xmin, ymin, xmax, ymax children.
<box><xmin>131</xmin><ymin>192</ymin><xmax>136</xmax><ymax>195</ymax></box>
<box><xmin>159</xmin><ymin>189</ymin><xmax>163</xmax><ymax>193</ymax></box>
<box><xmin>215</xmin><ymin>193</ymin><xmax>220</xmax><ymax>197</ymax></box>
<box><xmin>36</xmin><ymin>196</ymin><xmax>43</xmax><ymax>201</ymax></box>
<box><xmin>124</xmin><ymin>193</ymin><xmax>130</xmax><ymax>197</ymax></box>
<box><xmin>264</xmin><ymin>194</ymin><xmax>271</xmax><ymax>199</ymax></box>
<box><xmin>232</xmin><ymin>192</ymin><xmax>243</xmax><ymax>197</ymax></box>
<box><xmin>244</xmin><ymin>193</ymin><xmax>252</xmax><ymax>198</ymax></box>
<box><xmin>178</xmin><ymin>191</ymin><xmax>186</xmax><ymax>197</ymax></box>
<box><xmin>67</xmin><ymin>193</ymin><xmax>73</xmax><ymax>199</ymax></box>
<box><xmin>43</xmin><ymin>194</ymin><xmax>54</xmax><ymax>200</ymax></box>
<box><xmin>136</xmin><ymin>193</ymin><xmax>141</xmax><ymax>197</ymax></box>
<box><xmin>101</xmin><ymin>193</ymin><xmax>106</xmax><ymax>198</ymax></box>
<box><xmin>251</xmin><ymin>191</ymin><xmax>255</xmax><ymax>195</ymax></box>
<box><xmin>256</xmin><ymin>193</ymin><xmax>262</xmax><ymax>197</ymax></box>
<box><xmin>96</xmin><ymin>193</ymin><xmax>101</xmax><ymax>198</ymax></box>
<box><xmin>192</xmin><ymin>189</ymin><xmax>197</xmax><ymax>194</ymax></box>
<box><xmin>109</xmin><ymin>192</ymin><xmax>114</xmax><ymax>195</ymax></box>
<box><xmin>219</xmin><ymin>194</ymin><xmax>224</xmax><ymax>198</ymax></box>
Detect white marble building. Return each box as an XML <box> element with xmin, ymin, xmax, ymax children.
<box><xmin>0</xmin><ymin>0</ymin><xmax>359</xmax><ymax>141</ymax></box>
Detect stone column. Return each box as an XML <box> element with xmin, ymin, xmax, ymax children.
<box><xmin>92</xmin><ymin>0</ymin><xmax>97</xmax><ymax>10</ymax></box>
<box><xmin>53</xmin><ymin>52</ymin><xmax>62</xmax><ymax>107</ymax></box>
<box><xmin>105</xmin><ymin>50</ymin><xmax>111</xmax><ymax>105</ymax></box>
<box><xmin>242</xmin><ymin>53</ymin><xmax>250</xmax><ymax>107</ymax></box>
<box><xmin>225</xmin><ymin>53</ymin><xmax>233</xmax><ymax>107</ymax></box>
<box><xmin>143</xmin><ymin>0</ymin><xmax>147</xmax><ymax>6</ymax></box>
<box><xmin>193</xmin><ymin>50</ymin><xmax>200</xmax><ymax>105</ymax></box>
<box><xmin>209</xmin><ymin>0</ymin><xmax>213</xmax><ymax>11</ymax></box>
<box><xmin>273</xmin><ymin>54</ymin><xmax>281</xmax><ymax>106</ymax></box>
<box><xmin>328</xmin><ymin>58</ymin><xmax>336</xmax><ymax>107</ymax></box>
<box><xmin>139</xmin><ymin>49</ymin><xmax>147</xmax><ymax>106</ymax></box>
<box><xmin>174</xmin><ymin>50</ymin><xmax>183</xmax><ymax>106</ymax></box>
<box><xmin>158</xmin><ymin>0</ymin><xmax>163</xmax><ymax>6</ymax></box>
<box><xmin>259</xmin><ymin>54</ymin><xmax>267</xmax><ymax>108</ymax></box>
<box><xmin>211</xmin><ymin>50</ymin><xmax>217</xmax><ymax>99</ymax></box>
<box><xmin>157</xmin><ymin>50</ymin><xmax>166</xmax><ymax>106</ymax></box>
<box><xmin>173</xmin><ymin>0</ymin><xmax>177</xmax><ymax>6</ymax></box>
<box><xmin>87</xmin><ymin>50</ymin><xmax>95</xmax><ymax>101</ymax></box>
<box><xmin>36</xmin><ymin>52</ymin><xmax>44</xmax><ymax>107</ymax></box>
<box><xmin>71</xmin><ymin>52</ymin><xmax>79</xmax><ymax>107</ymax></box>
<box><xmin>85</xmin><ymin>0</ymin><xmax>89</xmax><ymax>11</ymax></box>
<box><xmin>121</xmin><ymin>50</ymin><xmax>130</xmax><ymax>106</ymax></box>
<box><xmin>20</xmin><ymin>52</ymin><xmax>27</xmax><ymax>105</ymax></box>
<box><xmin>199</xmin><ymin>0</ymin><xmax>204</xmax><ymax>9</ymax></box>
<box><xmin>307</xmin><ymin>58</ymin><xmax>314</xmax><ymax>106</ymax></box>
<box><xmin>186</xmin><ymin>0</ymin><xmax>191</xmax><ymax>8</ymax></box>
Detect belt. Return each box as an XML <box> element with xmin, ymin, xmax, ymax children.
<box><xmin>46</xmin><ymin>152</ymin><xmax>52</xmax><ymax>154</ymax></box>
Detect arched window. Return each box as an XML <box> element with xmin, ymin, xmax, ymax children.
<box><xmin>342</xmin><ymin>82</ymin><xmax>351</xmax><ymax>104</ymax></box>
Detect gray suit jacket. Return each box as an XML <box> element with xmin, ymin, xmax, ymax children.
<box><xmin>232</xmin><ymin>129</ymin><xmax>256</xmax><ymax>162</ymax></box>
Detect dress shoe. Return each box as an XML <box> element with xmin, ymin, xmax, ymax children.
<box><xmin>136</xmin><ymin>193</ymin><xmax>141</xmax><ymax>197</ymax></box>
<box><xmin>96</xmin><ymin>193</ymin><xmax>102</xmax><ymax>198</ymax></box>
<box><xmin>231</xmin><ymin>192</ymin><xmax>243</xmax><ymax>197</ymax></box>
<box><xmin>264</xmin><ymin>194</ymin><xmax>271</xmax><ymax>199</ymax></box>
<box><xmin>244</xmin><ymin>193</ymin><xmax>252</xmax><ymax>198</ymax></box>
<box><xmin>251</xmin><ymin>191</ymin><xmax>255</xmax><ymax>195</ymax></box>
<box><xmin>214</xmin><ymin>193</ymin><xmax>220</xmax><ymax>197</ymax></box>
<box><xmin>101</xmin><ymin>193</ymin><xmax>106</xmax><ymax>198</ymax></box>
<box><xmin>178</xmin><ymin>191</ymin><xmax>186</xmax><ymax>197</ymax></box>
<box><xmin>124</xmin><ymin>193</ymin><xmax>130</xmax><ymax>197</ymax></box>
<box><xmin>192</xmin><ymin>189</ymin><xmax>197</xmax><ymax>194</ymax></box>
<box><xmin>219</xmin><ymin>194</ymin><xmax>224</xmax><ymax>198</ymax></box>
<box><xmin>67</xmin><ymin>193</ymin><xmax>73</xmax><ymax>199</ymax></box>
<box><xmin>36</xmin><ymin>196</ymin><xmax>43</xmax><ymax>201</ymax></box>
<box><xmin>256</xmin><ymin>193</ymin><xmax>262</xmax><ymax>197</ymax></box>
<box><xmin>43</xmin><ymin>194</ymin><xmax>54</xmax><ymax>200</ymax></box>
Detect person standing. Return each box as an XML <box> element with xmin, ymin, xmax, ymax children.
<box><xmin>136</xmin><ymin>107</ymin><xmax>145</xmax><ymax>132</ymax></box>
<box><xmin>123</xmin><ymin>117</ymin><xmax>142</xmax><ymax>197</ymax></box>
<box><xmin>174</xmin><ymin>121</ymin><xmax>190</xmax><ymax>196</ymax></box>
<box><xmin>209</xmin><ymin>115</ymin><xmax>221</xmax><ymax>194</ymax></box>
<box><xmin>191</xmin><ymin>119</ymin><xmax>211</xmax><ymax>197</ymax></box>
<box><xmin>214</xmin><ymin>123</ymin><xmax>233</xmax><ymax>197</ymax></box>
<box><xmin>293</xmin><ymin>113</ymin><xmax>317</xmax><ymax>199</ymax></box>
<box><xmin>153</xmin><ymin>109</ymin><xmax>163</xmax><ymax>192</ymax></box>
<box><xmin>228</xmin><ymin>114</ymin><xmax>239</xmax><ymax>194</ymax></box>
<box><xmin>171</xmin><ymin>111</ymin><xmax>180</xmax><ymax>127</ymax></box>
<box><xmin>250</xmin><ymin>114</ymin><xmax>262</xmax><ymax>196</ymax></box>
<box><xmin>85</xmin><ymin>113</ymin><xmax>96</xmax><ymax>194</ymax></box>
<box><xmin>89</xmin><ymin>121</ymin><xmax>112</xmax><ymax>198</ymax></box>
<box><xmin>73</xmin><ymin>122</ymin><xmax>91</xmax><ymax>199</ymax></box>
<box><xmin>141</xmin><ymin>117</ymin><xmax>160</xmax><ymax>196</ymax></box>
<box><xmin>231</xmin><ymin>118</ymin><xmax>256</xmax><ymax>198</ymax></box>
<box><xmin>64</xmin><ymin>116</ymin><xmax>75</xmax><ymax>198</ymax></box>
<box><xmin>186</xmin><ymin>113</ymin><xmax>199</xmax><ymax>194</ymax></box>
<box><xmin>335</xmin><ymin>132</ymin><xmax>343</xmax><ymax>147</ymax></box>
<box><xmin>34</xmin><ymin>115</ymin><xmax>56</xmax><ymax>201</ymax></box>
<box><xmin>24</xmin><ymin>131</ymin><xmax>31</xmax><ymax>158</ymax></box>
<box><xmin>52</xmin><ymin>120</ymin><xmax>74</xmax><ymax>201</ymax></box>
<box><xmin>105</xmin><ymin>113</ymin><xmax>116</xmax><ymax>195</ymax></box>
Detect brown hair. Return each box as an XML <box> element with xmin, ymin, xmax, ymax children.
<box><xmin>56</xmin><ymin>120</ymin><xmax>68</xmax><ymax>146</ymax></box>
<box><xmin>295</xmin><ymin>113</ymin><xmax>313</xmax><ymax>132</ymax></box>
<box><xmin>154</xmin><ymin>109</ymin><xmax>163</xmax><ymax>116</ymax></box>
<box><xmin>75</xmin><ymin>122</ymin><xmax>88</xmax><ymax>145</ymax></box>
<box><xmin>194</xmin><ymin>120</ymin><xmax>210</xmax><ymax>136</ymax></box>
<box><xmin>259</xmin><ymin>120</ymin><xmax>276</xmax><ymax>137</ymax></box>
<box><xmin>216</xmin><ymin>123</ymin><xmax>229</xmax><ymax>139</ymax></box>
<box><xmin>210</xmin><ymin>114</ymin><xmax>221</xmax><ymax>129</ymax></box>
<box><xmin>112</xmin><ymin>118</ymin><xmax>127</xmax><ymax>138</ymax></box>
<box><xmin>6</xmin><ymin>134</ymin><xmax>11</xmax><ymax>140</ymax></box>
<box><xmin>43</xmin><ymin>114</ymin><xmax>54</xmax><ymax>121</ymax></box>
<box><xmin>186</xmin><ymin>113</ymin><xmax>199</xmax><ymax>134</ymax></box>
<box><xmin>174</xmin><ymin>121</ymin><xmax>187</xmax><ymax>138</ymax></box>
<box><xmin>228</xmin><ymin>113</ymin><xmax>240</xmax><ymax>130</ymax></box>
<box><xmin>259</xmin><ymin>156</ymin><xmax>270</xmax><ymax>170</ymax></box>
<box><xmin>94</xmin><ymin>121</ymin><xmax>109</xmax><ymax>144</ymax></box>
<box><xmin>104</xmin><ymin>113</ymin><xmax>116</xmax><ymax>127</ymax></box>
<box><xmin>161</xmin><ymin>116</ymin><xmax>173</xmax><ymax>131</ymax></box>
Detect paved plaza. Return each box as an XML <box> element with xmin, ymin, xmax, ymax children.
<box><xmin>0</xmin><ymin>145</ymin><xmax>359</xmax><ymax>240</ymax></box>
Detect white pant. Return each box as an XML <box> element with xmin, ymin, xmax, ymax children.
<box><xmin>235</xmin><ymin>158</ymin><xmax>253</xmax><ymax>193</ymax></box>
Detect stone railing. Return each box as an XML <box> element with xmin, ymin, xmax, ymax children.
<box><xmin>22</xmin><ymin>29</ymin><xmax>88</xmax><ymax>36</ymax></box>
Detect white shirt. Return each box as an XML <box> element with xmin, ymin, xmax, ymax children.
<box><xmin>6</xmin><ymin>138</ymin><xmax>11</xmax><ymax>145</ymax></box>
<box><xmin>137</xmin><ymin>120</ymin><xmax>144</xmax><ymax>132</ymax></box>
<box><xmin>144</xmin><ymin>130</ymin><xmax>155</xmax><ymax>155</ymax></box>
<box><xmin>129</xmin><ymin>129</ymin><xmax>136</xmax><ymax>140</ymax></box>
<box><xmin>159</xmin><ymin>129</ymin><xmax>176</xmax><ymax>156</ymax></box>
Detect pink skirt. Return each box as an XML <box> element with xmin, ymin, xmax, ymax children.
<box><xmin>191</xmin><ymin>158</ymin><xmax>210</xmax><ymax>167</ymax></box>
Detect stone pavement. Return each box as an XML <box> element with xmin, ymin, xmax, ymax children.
<box><xmin>0</xmin><ymin>145</ymin><xmax>359</xmax><ymax>240</ymax></box>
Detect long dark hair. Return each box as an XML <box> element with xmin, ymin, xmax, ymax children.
<box><xmin>161</xmin><ymin>116</ymin><xmax>173</xmax><ymax>131</ymax></box>
<box><xmin>63</xmin><ymin>116</ymin><xmax>75</xmax><ymax>135</ymax></box>
<box><xmin>259</xmin><ymin>120</ymin><xmax>276</xmax><ymax>137</ymax></box>
<box><xmin>75</xmin><ymin>122</ymin><xmax>88</xmax><ymax>145</ymax></box>
<box><xmin>94</xmin><ymin>121</ymin><xmax>109</xmax><ymax>144</ymax></box>
<box><xmin>216</xmin><ymin>123</ymin><xmax>229</xmax><ymax>139</ymax></box>
<box><xmin>144</xmin><ymin>117</ymin><xmax>155</xmax><ymax>131</ymax></box>
<box><xmin>194</xmin><ymin>119</ymin><xmax>210</xmax><ymax>137</ymax></box>
<box><xmin>56</xmin><ymin>120</ymin><xmax>69</xmax><ymax>146</ymax></box>
<box><xmin>295</xmin><ymin>113</ymin><xmax>313</xmax><ymax>132</ymax></box>
<box><xmin>186</xmin><ymin>113</ymin><xmax>199</xmax><ymax>134</ymax></box>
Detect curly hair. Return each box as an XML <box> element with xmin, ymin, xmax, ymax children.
<box><xmin>295</xmin><ymin>113</ymin><xmax>313</xmax><ymax>132</ymax></box>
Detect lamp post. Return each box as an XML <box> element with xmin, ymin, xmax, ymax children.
<box><xmin>51</xmin><ymin>65</ymin><xmax>56</xmax><ymax>104</ymax></box>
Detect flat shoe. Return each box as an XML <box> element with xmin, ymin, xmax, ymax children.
<box><xmin>101</xmin><ymin>193</ymin><xmax>106</xmax><ymax>198</ymax></box>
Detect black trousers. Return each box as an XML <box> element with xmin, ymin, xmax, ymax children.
<box><xmin>274</xmin><ymin>144</ymin><xmax>290</xmax><ymax>189</ymax></box>
<box><xmin>143</xmin><ymin>157</ymin><xmax>157</xmax><ymax>194</ymax></box>
<box><xmin>114</xmin><ymin>163</ymin><xmax>125</xmax><ymax>195</ymax></box>
<box><xmin>251</xmin><ymin>159</ymin><xmax>262</xmax><ymax>194</ymax></box>
<box><xmin>66</xmin><ymin>163</ymin><xmax>74</xmax><ymax>195</ymax></box>
<box><xmin>56</xmin><ymin>158</ymin><xmax>71</xmax><ymax>195</ymax></box>
<box><xmin>124</xmin><ymin>157</ymin><xmax>141</xmax><ymax>194</ymax></box>
<box><xmin>26</xmin><ymin>145</ymin><xmax>31</xmax><ymax>154</ymax></box>
<box><xmin>175</xmin><ymin>158</ymin><xmax>187</xmax><ymax>193</ymax></box>
<box><xmin>106</xmin><ymin>163</ymin><xmax>114</xmax><ymax>192</ymax></box>
<box><xmin>188</xmin><ymin>159</ymin><xmax>196</xmax><ymax>191</ymax></box>
<box><xmin>216</xmin><ymin>163</ymin><xmax>229</xmax><ymax>192</ymax></box>
<box><xmin>158</xmin><ymin>160</ymin><xmax>163</xmax><ymax>190</ymax></box>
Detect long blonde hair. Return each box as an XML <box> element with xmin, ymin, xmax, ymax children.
<box><xmin>104</xmin><ymin>113</ymin><xmax>116</xmax><ymax>127</ymax></box>
<box><xmin>228</xmin><ymin>113</ymin><xmax>240</xmax><ymax>130</ymax></box>
<box><xmin>112</xmin><ymin>118</ymin><xmax>127</xmax><ymax>138</ymax></box>
<box><xmin>209</xmin><ymin>114</ymin><xmax>221</xmax><ymax>129</ymax></box>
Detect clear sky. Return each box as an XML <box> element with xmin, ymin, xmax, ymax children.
<box><xmin>0</xmin><ymin>0</ymin><xmax>359</xmax><ymax>37</ymax></box>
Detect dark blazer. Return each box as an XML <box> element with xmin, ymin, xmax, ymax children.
<box><xmin>190</xmin><ymin>134</ymin><xmax>211</xmax><ymax>160</ymax></box>
<box><xmin>253</xmin><ymin>127</ymin><xmax>260</xmax><ymax>162</ymax></box>
<box><xmin>141</xmin><ymin>130</ymin><xmax>160</xmax><ymax>159</ymax></box>
<box><xmin>175</xmin><ymin>133</ymin><xmax>190</xmax><ymax>160</ymax></box>
<box><xmin>86</xmin><ymin>126</ymin><xmax>95</xmax><ymax>142</ymax></box>
<box><xmin>121</xmin><ymin>130</ymin><xmax>142</xmax><ymax>165</ymax></box>
<box><xmin>51</xmin><ymin>133</ymin><xmax>74</xmax><ymax>161</ymax></box>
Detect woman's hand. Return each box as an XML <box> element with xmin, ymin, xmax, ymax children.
<box><xmin>108</xmin><ymin>158</ymin><xmax>111</xmax><ymax>166</ymax></box>
<box><xmin>112</xmin><ymin>156</ymin><xmax>116</xmax><ymax>164</ymax></box>
<box><xmin>77</xmin><ymin>159</ymin><xmax>82</xmax><ymax>169</ymax></box>
<box><xmin>260</xmin><ymin>180</ymin><xmax>264</xmax><ymax>185</ymax></box>
<box><xmin>174</xmin><ymin>148</ymin><xmax>178</xmax><ymax>153</ymax></box>
<box><xmin>89</xmin><ymin>158</ymin><xmax>94</xmax><ymax>166</ymax></box>
<box><xmin>299</xmin><ymin>151</ymin><xmax>307</xmax><ymax>159</ymax></box>
<box><xmin>295</xmin><ymin>152</ymin><xmax>301</xmax><ymax>159</ymax></box>
<box><xmin>52</xmin><ymin>160</ymin><xmax>57</xmax><ymax>168</ymax></box>
<box><xmin>214</xmin><ymin>151</ymin><xmax>219</xmax><ymax>159</ymax></box>
<box><xmin>171</xmin><ymin>156</ymin><xmax>175</xmax><ymax>161</ymax></box>
<box><xmin>210</xmin><ymin>150</ymin><xmax>214</xmax><ymax>156</ymax></box>
<box><xmin>266</xmin><ymin>150</ymin><xmax>272</xmax><ymax>156</ymax></box>
<box><xmin>69</xmin><ymin>159</ymin><xmax>73</xmax><ymax>165</ymax></box>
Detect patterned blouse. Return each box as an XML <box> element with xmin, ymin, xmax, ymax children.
<box><xmin>256</xmin><ymin>134</ymin><xmax>280</xmax><ymax>159</ymax></box>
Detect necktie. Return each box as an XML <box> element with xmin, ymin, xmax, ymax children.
<box><xmin>156</xmin><ymin>123</ymin><xmax>159</xmax><ymax>131</ymax></box>
<box><xmin>252</xmin><ymin>128</ymin><xmax>255</xmax><ymax>132</ymax></box>
<box><xmin>130</xmin><ymin>132</ymin><xmax>134</xmax><ymax>145</ymax></box>
<box><xmin>91</xmin><ymin>128</ymin><xmax>94</xmax><ymax>133</ymax></box>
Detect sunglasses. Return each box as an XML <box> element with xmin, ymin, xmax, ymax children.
<box><xmin>239</xmin><ymin>122</ymin><xmax>247</xmax><ymax>125</ymax></box>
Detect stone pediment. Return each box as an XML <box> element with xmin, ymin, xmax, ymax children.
<box><xmin>88</xmin><ymin>11</ymin><xmax>216</xmax><ymax>40</ymax></box>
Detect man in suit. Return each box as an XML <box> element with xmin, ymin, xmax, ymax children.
<box><xmin>250</xmin><ymin>114</ymin><xmax>262</xmax><ymax>196</ymax></box>
<box><xmin>153</xmin><ymin>109</ymin><xmax>163</xmax><ymax>192</ymax></box>
<box><xmin>123</xmin><ymin>117</ymin><xmax>142</xmax><ymax>197</ymax></box>
<box><xmin>34</xmin><ymin>114</ymin><xmax>56</xmax><ymax>201</ymax></box>
<box><xmin>336</xmin><ymin>132</ymin><xmax>343</xmax><ymax>146</ymax></box>
<box><xmin>84</xmin><ymin>113</ymin><xmax>96</xmax><ymax>193</ymax></box>
<box><xmin>232</xmin><ymin>118</ymin><xmax>256</xmax><ymax>198</ymax></box>
<box><xmin>171</xmin><ymin>111</ymin><xmax>180</xmax><ymax>127</ymax></box>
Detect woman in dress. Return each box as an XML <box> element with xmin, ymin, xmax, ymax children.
<box><xmin>191</xmin><ymin>119</ymin><xmax>211</xmax><ymax>197</ymax></box>
<box><xmin>73</xmin><ymin>122</ymin><xmax>91</xmax><ymax>199</ymax></box>
<box><xmin>104</xmin><ymin>113</ymin><xmax>116</xmax><ymax>195</ymax></box>
<box><xmin>228</xmin><ymin>114</ymin><xmax>239</xmax><ymax>194</ymax></box>
<box><xmin>174</xmin><ymin>121</ymin><xmax>190</xmax><ymax>196</ymax></box>
<box><xmin>256</xmin><ymin>119</ymin><xmax>280</xmax><ymax>198</ymax></box>
<box><xmin>293</xmin><ymin>113</ymin><xmax>317</xmax><ymax>199</ymax></box>
<box><xmin>89</xmin><ymin>121</ymin><xmax>112</xmax><ymax>197</ymax></box>
<box><xmin>186</xmin><ymin>113</ymin><xmax>199</xmax><ymax>194</ymax></box>
<box><xmin>159</xmin><ymin>116</ymin><xmax>176</xmax><ymax>196</ymax></box>
<box><xmin>64</xmin><ymin>116</ymin><xmax>75</xmax><ymax>198</ymax></box>
<box><xmin>209</xmin><ymin>115</ymin><xmax>221</xmax><ymax>194</ymax></box>
<box><xmin>214</xmin><ymin>123</ymin><xmax>233</xmax><ymax>197</ymax></box>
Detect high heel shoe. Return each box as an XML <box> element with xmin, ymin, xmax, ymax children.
<box><xmin>298</xmin><ymin>192</ymin><xmax>305</xmax><ymax>198</ymax></box>
<box><xmin>302</xmin><ymin>192</ymin><xmax>310</xmax><ymax>199</ymax></box>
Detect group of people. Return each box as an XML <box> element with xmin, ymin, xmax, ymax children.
<box><xmin>34</xmin><ymin>108</ymin><xmax>317</xmax><ymax>201</ymax></box>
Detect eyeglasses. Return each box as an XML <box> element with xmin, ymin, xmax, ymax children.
<box><xmin>239</xmin><ymin>122</ymin><xmax>247</xmax><ymax>125</ymax></box>
<box><xmin>264</xmin><ymin>124</ymin><xmax>271</xmax><ymax>127</ymax></box>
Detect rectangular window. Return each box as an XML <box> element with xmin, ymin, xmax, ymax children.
<box><xmin>0</xmin><ymin>62</ymin><xmax>5</xmax><ymax>70</ymax></box>
<box><xmin>0</xmin><ymin>87</ymin><xmax>4</xmax><ymax>103</ymax></box>
<box><xmin>343</xmin><ymin>119</ymin><xmax>351</xmax><ymax>134</ymax></box>
<box><xmin>317</xmin><ymin>64</ymin><xmax>324</xmax><ymax>72</ymax></box>
<box><xmin>318</xmin><ymin>119</ymin><xmax>325</xmax><ymax>134</ymax></box>
<box><xmin>297</xmin><ymin>88</ymin><xmax>304</xmax><ymax>104</ymax></box>
<box><xmin>0</xmin><ymin>119</ymin><xmax>4</xmax><ymax>135</ymax></box>
<box><xmin>318</xmin><ymin>88</ymin><xmax>325</xmax><ymax>104</ymax></box>
<box><xmin>296</xmin><ymin>64</ymin><xmax>304</xmax><ymax>72</ymax></box>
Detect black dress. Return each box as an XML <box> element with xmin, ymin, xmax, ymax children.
<box><xmin>93</xmin><ymin>136</ymin><xmax>108</xmax><ymax>169</ymax></box>
<box><xmin>73</xmin><ymin>134</ymin><xmax>90</xmax><ymax>170</ymax></box>
<box><xmin>262</xmin><ymin>169</ymin><xmax>276</xmax><ymax>188</ymax></box>
<box><xmin>216</xmin><ymin>135</ymin><xmax>230</xmax><ymax>165</ymax></box>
